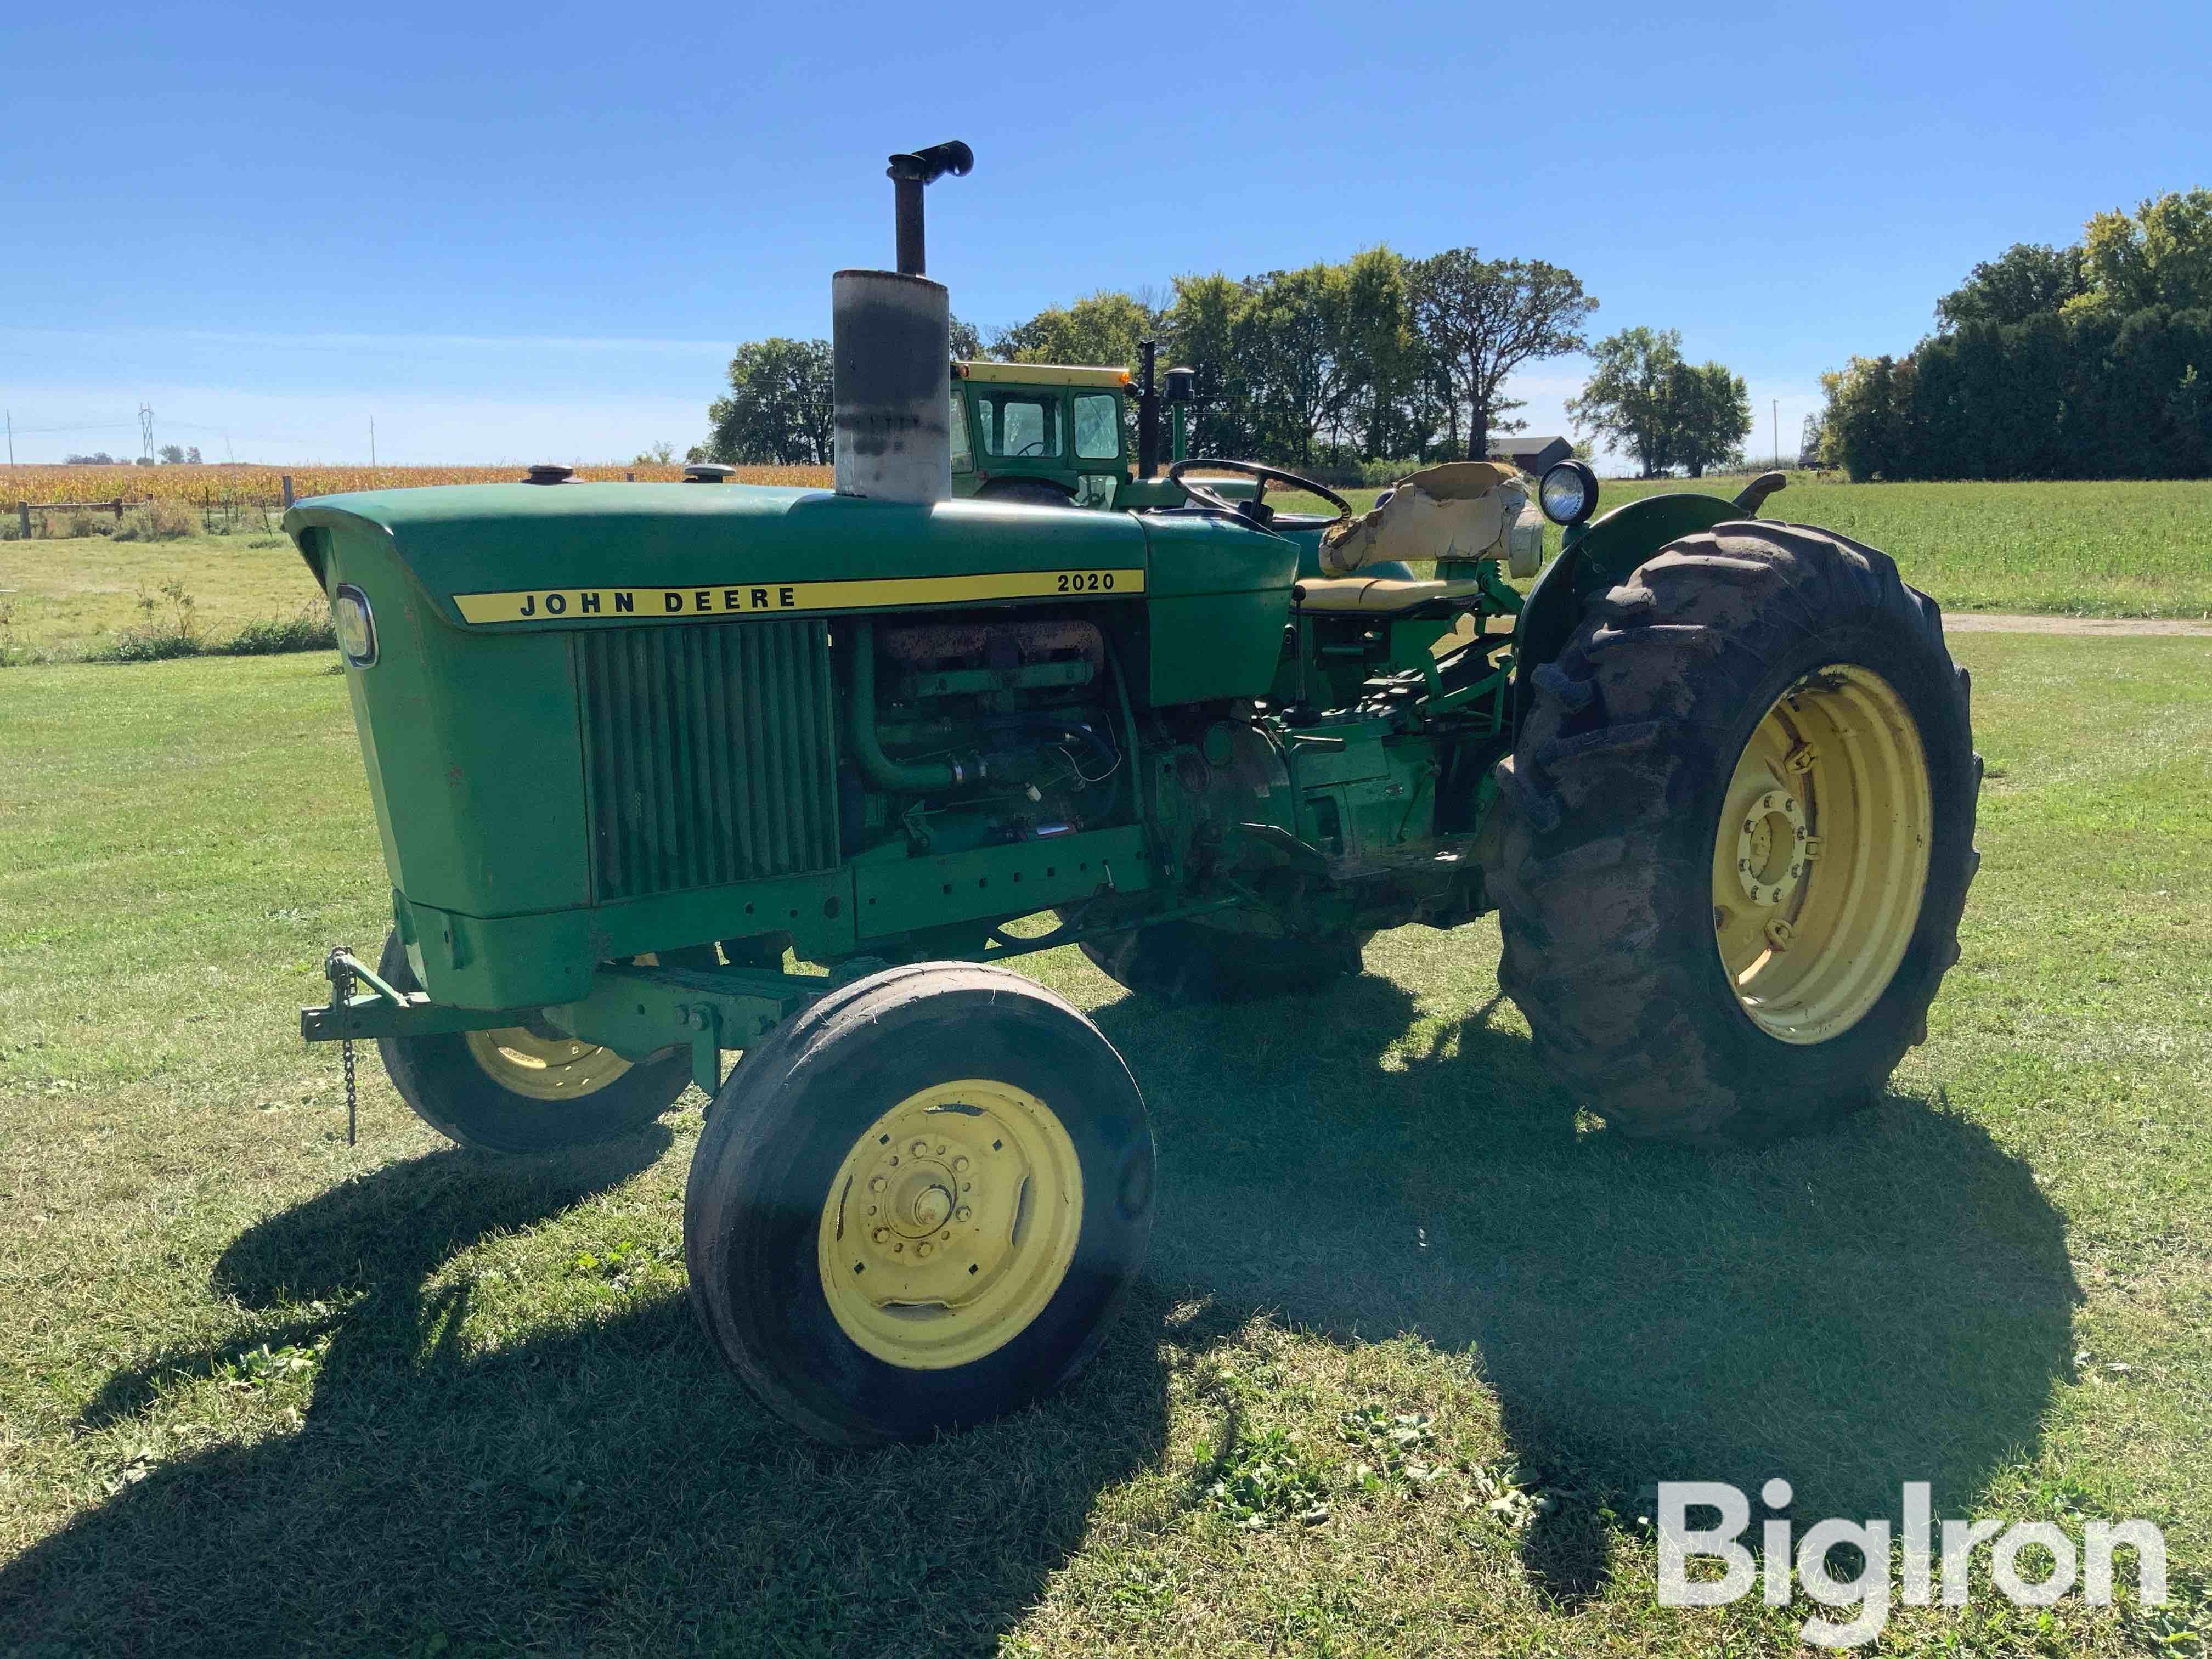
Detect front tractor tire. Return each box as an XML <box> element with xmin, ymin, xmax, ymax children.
<box><xmin>683</xmin><ymin>962</ymin><xmax>1155</xmax><ymax>1446</ymax></box>
<box><xmin>1492</xmin><ymin>522</ymin><xmax>1980</xmax><ymax>1147</ymax></box>
<box><xmin>374</xmin><ymin>931</ymin><xmax>696</xmax><ymax>1154</ymax></box>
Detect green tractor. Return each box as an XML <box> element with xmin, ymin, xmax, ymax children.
<box><xmin>294</xmin><ymin>142</ymin><xmax>1979</xmax><ymax>1445</ymax></box>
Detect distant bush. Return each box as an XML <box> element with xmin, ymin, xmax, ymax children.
<box><xmin>82</xmin><ymin>580</ymin><xmax>204</xmax><ymax>663</ymax></box>
<box><xmin>111</xmin><ymin>501</ymin><xmax>199</xmax><ymax>541</ymax></box>
<box><xmin>55</xmin><ymin>509</ymin><xmax>112</xmax><ymax>539</ymax></box>
<box><xmin>53</xmin><ymin>583</ymin><xmax>337</xmax><ymax>668</ymax></box>
<box><xmin>85</xmin><ymin>630</ymin><xmax>205</xmax><ymax>664</ymax></box>
<box><xmin>224</xmin><ymin>607</ymin><xmax>336</xmax><ymax>655</ymax></box>
<box><xmin>1272</xmin><ymin>458</ymin><xmax>1464</xmax><ymax>488</ymax></box>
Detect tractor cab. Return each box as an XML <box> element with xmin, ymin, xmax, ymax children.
<box><xmin>950</xmin><ymin>357</ymin><xmax>1260</xmax><ymax>513</ymax></box>
<box><xmin>950</xmin><ymin>361</ymin><xmax>1132</xmax><ymax>509</ymax></box>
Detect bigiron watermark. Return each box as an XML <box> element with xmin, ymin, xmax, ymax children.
<box><xmin>1657</xmin><ymin>1480</ymin><xmax>2168</xmax><ymax>1647</ymax></box>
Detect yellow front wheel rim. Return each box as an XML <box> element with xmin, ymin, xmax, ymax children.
<box><xmin>1711</xmin><ymin>664</ymin><xmax>1933</xmax><ymax>1044</ymax></box>
<box><xmin>818</xmin><ymin>1080</ymin><xmax>1084</xmax><ymax>1371</ymax></box>
<box><xmin>463</xmin><ymin>1027</ymin><xmax>633</xmax><ymax>1101</ymax></box>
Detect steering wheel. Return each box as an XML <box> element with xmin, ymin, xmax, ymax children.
<box><xmin>1167</xmin><ymin>458</ymin><xmax>1352</xmax><ymax>526</ymax></box>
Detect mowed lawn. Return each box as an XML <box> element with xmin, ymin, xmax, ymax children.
<box><xmin>1</xmin><ymin>631</ymin><xmax>2207</xmax><ymax>1656</ymax></box>
<box><xmin>3</xmin><ymin>473</ymin><xmax>2209</xmax><ymax>665</ymax></box>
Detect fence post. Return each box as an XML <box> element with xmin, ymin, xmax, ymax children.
<box><xmin>281</xmin><ymin>475</ymin><xmax>295</xmax><ymax>507</ymax></box>
<box><xmin>16</xmin><ymin>501</ymin><xmax>27</xmax><ymax>539</ymax></box>
<box><xmin>625</xmin><ymin>471</ymin><xmax>635</xmax><ymax>482</ymax></box>
<box><xmin>112</xmin><ymin>498</ymin><xmax>125</xmax><ymax>523</ymax></box>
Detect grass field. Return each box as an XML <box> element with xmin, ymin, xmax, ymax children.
<box><xmin>2</xmin><ymin>634</ymin><xmax>2208</xmax><ymax>1655</ymax></box>
<box><xmin>1347</xmin><ymin>473</ymin><xmax>2212</xmax><ymax>618</ymax></box>
<box><xmin>5</xmin><ymin>474</ymin><xmax>2207</xmax><ymax>665</ymax></box>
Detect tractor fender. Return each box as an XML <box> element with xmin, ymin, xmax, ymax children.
<box><xmin>1509</xmin><ymin>491</ymin><xmax>1747</xmax><ymax>727</ymax></box>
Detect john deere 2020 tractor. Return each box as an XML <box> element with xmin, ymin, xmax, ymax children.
<box><xmin>292</xmin><ymin>143</ymin><xmax>1979</xmax><ymax>1445</ymax></box>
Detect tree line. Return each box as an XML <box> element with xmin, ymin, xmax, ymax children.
<box><xmin>693</xmin><ymin>249</ymin><xmax>1756</xmax><ymax>478</ymax></box>
<box><xmin>1809</xmin><ymin>188</ymin><xmax>2212</xmax><ymax>481</ymax></box>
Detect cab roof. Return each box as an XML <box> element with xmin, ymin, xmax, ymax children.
<box><xmin>953</xmin><ymin>360</ymin><xmax>1131</xmax><ymax>390</ymax></box>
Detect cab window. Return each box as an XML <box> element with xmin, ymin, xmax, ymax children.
<box><xmin>978</xmin><ymin>391</ymin><xmax>1061</xmax><ymax>458</ymax></box>
<box><xmin>1074</xmin><ymin>392</ymin><xmax>1121</xmax><ymax>461</ymax></box>
<box><xmin>949</xmin><ymin>388</ymin><xmax>973</xmax><ymax>472</ymax></box>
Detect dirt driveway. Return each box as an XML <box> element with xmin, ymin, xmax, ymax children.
<box><xmin>1946</xmin><ymin>612</ymin><xmax>2212</xmax><ymax>636</ymax></box>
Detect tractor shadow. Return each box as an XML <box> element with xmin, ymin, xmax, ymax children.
<box><xmin>1090</xmin><ymin>957</ymin><xmax>2081</xmax><ymax>1601</ymax></box>
<box><xmin>1</xmin><ymin>1130</ymin><xmax>1176</xmax><ymax>1658</ymax></box>
<box><xmin>2</xmin><ymin>952</ymin><xmax>2076</xmax><ymax>1650</ymax></box>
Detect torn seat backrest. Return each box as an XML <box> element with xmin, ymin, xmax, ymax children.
<box><xmin>1318</xmin><ymin>460</ymin><xmax>1543</xmax><ymax>579</ymax></box>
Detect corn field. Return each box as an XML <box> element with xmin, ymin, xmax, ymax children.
<box><xmin>7</xmin><ymin>462</ymin><xmax>834</xmax><ymax>506</ymax></box>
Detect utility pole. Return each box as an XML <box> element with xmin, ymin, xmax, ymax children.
<box><xmin>139</xmin><ymin>403</ymin><xmax>156</xmax><ymax>465</ymax></box>
<box><xmin>1773</xmin><ymin>399</ymin><xmax>1781</xmax><ymax>470</ymax></box>
<box><xmin>369</xmin><ymin>415</ymin><xmax>377</xmax><ymax>470</ymax></box>
<box><xmin>5</xmin><ymin>409</ymin><xmax>13</xmax><ymax>470</ymax></box>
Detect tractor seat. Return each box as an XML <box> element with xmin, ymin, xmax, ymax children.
<box><xmin>1290</xmin><ymin>577</ymin><xmax>1487</xmax><ymax>616</ymax></box>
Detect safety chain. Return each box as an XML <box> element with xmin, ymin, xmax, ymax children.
<box><xmin>324</xmin><ymin>947</ymin><xmax>358</xmax><ymax>1146</ymax></box>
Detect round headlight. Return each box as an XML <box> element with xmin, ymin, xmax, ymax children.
<box><xmin>1539</xmin><ymin>459</ymin><xmax>1599</xmax><ymax>526</ymax></box>
<box><xmin>332</xmin><ymin>584</ymin><xmax>377</xmax><ymax>667</ymax></box>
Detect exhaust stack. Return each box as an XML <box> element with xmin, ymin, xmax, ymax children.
<box><xmin>833</xmin><ymin>141</ymin><xmax>973</xmax><ymax>505</ymax></box>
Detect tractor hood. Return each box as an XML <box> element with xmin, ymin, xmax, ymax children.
<box><xmin>286</xmin><ymin>482</ymin><xmax>1159</xmax><ymax>630</ymax></box>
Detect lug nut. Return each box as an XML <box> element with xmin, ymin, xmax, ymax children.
<box><xmin>955</xmin><ymin>1205</ymin><xmax>972</xmax><ymax>1222</ymax></box>
<box><xmin>952</xmin><ymin>1156</ymin><xmax>969</xmax><ymax>1173</ymax></box>
<box><xmin>869</xmin><ymin>1175</ymin><xmax>885</xmax><ymax>1192</ymax></box>
<box><xmin>916</xmin><ymin>1242</ymin><xmax>933</xmax><ymax>1259</ymax></box>
<box><xmin>872</xmin><ymin>1227</ymin><xmax>889</xmax><ymax>1244</ymax></box>
<box><xmin>912</xmin><ymin>1139</ymin><xmax>928</xmax><ymax>1156</ymax></box>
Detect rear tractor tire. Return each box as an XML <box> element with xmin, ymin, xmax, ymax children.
<box><xmin>374</xmin><ymin>930</ymin><xmax>699</xmax><ymax>1154</ymax></box>
<box><xmin>1491</xmin><ymin>521</ymin><xmax>1981</xmax><ymax>1147</ymax></box>
<box><xmin>683</xmin><ymin>962</ymin><xmax>1155</xmax><ymax>1445</ymax></box>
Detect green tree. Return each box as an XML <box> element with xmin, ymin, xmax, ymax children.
<box><xmin>994</xmin><ymin>291</ymin><xmax>1159</xmax><ymax>369</ymax></box>
<box><xmin>1409</xmin><ymin>250</ymin><xmax>1596</xmax><ymax>459</ymax></box>
<box><xmin>2074</xmin><ymin>188</ymin><xmax>2212</xmax><ymax>315</ymax></box>
<box><xmin>949</xmin><ymin>314</ymin><xmax>983</xmax><ymax>360</ymax></box>
<box><xmin>1162</xmin><ymin>271</ymin><xmax>1265</xmax><ymax>456</ymax></box>
<box><xmin>1237</xmin><ymin>263</ymin><xmax>1364</xmax><ymax>465</ymax></box>
<box><xmin>1936</xmin><ymin>242</ymin><xmax>2087</xmax><ymax>329</ymax></box>
<box><xmin>1799</xmin><ymin>410</ymin><xmax>1826</xmax><ymax>467</ymax></box>
<box><xmin>1567</xmin><ymin>326</ymin><xmax>1684</xmax><ymax>476</ymax></box>
<box><xmin>696</xmin><ymin>337</ymin><xmax>835</xmax><ymax>465</ymax></box>
<box><xmin>1334</xmin><ymin>247</ymin><xmax>1431</xmax><ymax>460</ymax></box>
<box><xmin>1665</xmin><ymin>359</ymin><xmax>1752</xmax><ymax>477</ymax></box>
<box><xmin>1815</xmin><ymin>354</ymin><xmax>1918</xmax><ymax>482</ymax></box>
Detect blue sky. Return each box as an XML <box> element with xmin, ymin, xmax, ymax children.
<box><xmin>3</xmin><ymin>1</ymin><xmax>2206</xmax><ymax>470</ymax></box>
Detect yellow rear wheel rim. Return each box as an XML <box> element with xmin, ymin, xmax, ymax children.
<box><xmin>818</xmin><ymin>1080</ymin><xmax>1084</xmax><ymax>1371</ymax></box>
<box><xmin>464</xmin><ymin>1027</ymin><xmax>633</xmax><ymax>1101</ymax></box>
<box><xmin>1711</xmin><ymin>664</ymin><xmax>1932</xmax><ymax>1044</ymax></box>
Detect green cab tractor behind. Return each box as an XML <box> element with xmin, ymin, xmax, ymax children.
<box><xmin>292</xmin><ymin>142</ymin><xmax>1980</xmax><ymax>1446</ymax></box>
<box><xmin>949</xmin><ymin>354</ymin><xmax>1245</xmax><ymax>512</ymax></box>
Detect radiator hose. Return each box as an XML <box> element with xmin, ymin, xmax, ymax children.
<box><xmin>847</xmin><ymin>616</ymin><xmax>970</xmax><ymax>793</ymax></box>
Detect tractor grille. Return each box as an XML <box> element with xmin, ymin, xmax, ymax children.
<box><xmin>574</xmin><ymin>619</ymin><xmax>840</xmax><ymax>901</ymax></box>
